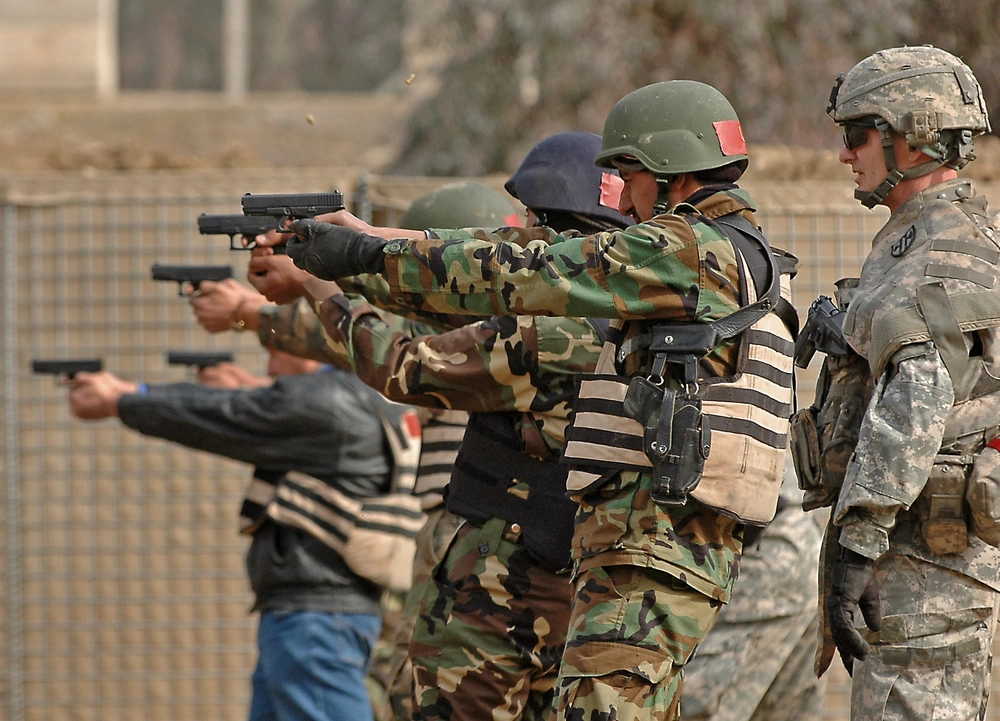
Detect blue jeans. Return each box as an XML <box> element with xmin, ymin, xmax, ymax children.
<box><xmin>249</xmin><ymin>610</ymin><xmax>382</xmax><ymax>721</ymax></box>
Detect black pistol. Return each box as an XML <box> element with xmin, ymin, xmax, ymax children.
<box><xmin>793</xmin><ymin>296</ymin><xmax>852</xmax><ymax>368</ymax></box>
<box><xmin>151</xmin><ymin>263</ymin><xmax>234</xmax><ymax>296</ymax></box>
<box><xmin>32</xmin><ymin>359</ymin><xmax>104</xmax><ymax>379</ymax></box>
<box><xmin>241</xmin><ymin>192</ymin><xmax>346</xmax><ymax>239</ymax></box>
<box><xmin>197</xmin><ymin>214</ymin><xmax>280</xmax><ymax>251</ymax></box>
<box><xmin>166</xmin><ymin>351</ymin><xmax>235</xmax><ymax>370</ymax></box>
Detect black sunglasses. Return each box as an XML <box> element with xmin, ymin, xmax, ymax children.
<box><xmin>841</xmin><ymin>118</ymin><xmax>879</xmax><ymax>151</ymax></box>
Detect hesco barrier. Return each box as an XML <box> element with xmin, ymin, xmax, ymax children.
<box><xmin>1</xmin><ymin>170</ymin><xmax>999</xmax><ymax>721</ymax></box>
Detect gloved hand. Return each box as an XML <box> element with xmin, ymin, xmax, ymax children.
<box><xmin>826</xmin><ymin>547</ymin><xmax>881</xmax><ymax>676</ymax></box>
<box><xmin>286</xmin><ymin>219</ymin><xmax>387</xmax><ymax>280</ymax></box>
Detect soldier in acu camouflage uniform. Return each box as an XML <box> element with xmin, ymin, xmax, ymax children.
<box><xmin>800</xmin><ymin>46</ymin><xmax>1000</xmax><ymax>720</ymax></box>
<box><xmin>276</xmin><ymin>81</ymin><xmax>799</xmax><ymax>721</ymax></box>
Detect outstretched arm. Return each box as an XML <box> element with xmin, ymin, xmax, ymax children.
<box><xmin>282</xmin><ymin>217</ymin><xmax>741</xmax><ymax>323</ymax></box>
<box><xmin>301</xmin><ymin>277</ymin><xmax>602</xmax><ymax>452</ymax></box>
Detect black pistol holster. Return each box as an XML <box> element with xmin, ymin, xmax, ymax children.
<box><xmin>616</xmin><ymin>213</ymin><xmax>787</xmax><ymax>507</ymax></box>
<box><xmin>623</xmin><ymin>324</ymin><xmax>717</xmax><ymax>505</ymax></box>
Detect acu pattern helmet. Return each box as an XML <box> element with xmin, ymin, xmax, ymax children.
<box><xmin>595</xmin><ymin>80</ymin><xmax>749</xmax><ymax>213</ymax></box>
<box><xmin>400</xmin><ymin>182</ymin><xmax>515</xmax><ymax>231</ymax></box>
<box><xmin>505</xmin><ymin>131</ymin><xmax>631</xmax><ymax>232</ymax></box>
<box><xmin>829</xmin><ymin>45</ymin><xmax>991</xmax><ymax>208</ymax></box>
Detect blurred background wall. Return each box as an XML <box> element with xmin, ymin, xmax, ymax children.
<box><xmin>2</xmin><ymin>0</ymin><xmax>1000</xmax><ymax>175</ymax></box>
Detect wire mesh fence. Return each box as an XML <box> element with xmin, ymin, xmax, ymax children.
<box><xmin>0</xmin><ymin>173</ymin><xmax>997</xmax><ymax>720</ymax></box>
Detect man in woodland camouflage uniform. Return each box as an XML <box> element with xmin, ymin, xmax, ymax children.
<box><xmin>196</xmin><ymin>140</ymin><xmax>632</xmax><ymax>721</ymax></box>
<box><xmin>252</xmin><ymin>136</ymin><xmax>631</xmax><ymax>721</ymax></box>
<box><xmin>273</xmin><ymin>81</ymin><xmax>798</xmax><ymax>720</ymax></box>
<box><xmin>187</xmin><ymin>185</ymin><xmax>505</xmax><ymax>720</ymax></box>
<box><xmin>800</xmin><ymin>46</ymin><xmax>1000</xmax><ymax>720</ymax></box>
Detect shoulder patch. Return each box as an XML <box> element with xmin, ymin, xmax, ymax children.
<box><xmin>891</xmin><ymin>225</ymin><xmax>917</xmax><ymax>258</ymax></box>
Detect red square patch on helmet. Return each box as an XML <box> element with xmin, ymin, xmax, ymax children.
<box><xmin>504</xmin><ymin>212</ymin><xmax>521</xmax><ymax>227</ymax></box>
<box><xmin>599</xmin><ymin>173</ymin><xmax>624</xmax><ymax>209</ymax></box>
<box><xmin>713</xmin><ymin>120</ymin><xmax>747</xmax><ymax>156</ymax></box>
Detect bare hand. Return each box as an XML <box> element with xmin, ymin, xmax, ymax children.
<box><xmin>295</xmin><ymin>209</ymin><xmax>421</xmax><ymax>241</ymax></box>
<box><xmin>197</xmin><ymin>362</ymin><xmax>271</xmax><ymax>389</ymax></box>
<box><xmin>189</xmin><ymin>278</ymin><xmax>264</xmax><ymax>333</ymax></box>
<box><xmin>247</xmin><ymin>248</ymin><xmax>312</xmax><ymax>304</ymax></box>
<box><xmin>68</xmin><ymin>371</ymin><xmax>139</xmax><ymax>419</ymax></box>
<box><xmin>312</xmin><ymin>209</ymin><xmax>374</xmax><ymax>232</ymax></box>
<box><xmin>244</xmin><ymin>227</ymin><xmax>289</xmax><ymax>250</ymax></box>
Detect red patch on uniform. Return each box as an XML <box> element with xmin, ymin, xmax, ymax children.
<box><xmin>402</xmin><ymin>409</ymin><xmax>422</xmax><ymax>440</ymax></box>
<box><xmin>599</xmin><ymin>173</ymin><xmax>624</xmax><ymax>210</ymax></box>
<box><xmin>713</xmin><ymin>120</ymin><xmax>747</xmax><ymax>156</ymax></box>
<box><xmin>503</xmin><ymin>212</ymin><xmax>521</xmax><ymax>227</ymax></box>
<box><xmin>989</xmin><ymin>438</ymin><xmax>1000</xmax><ymax>452</ymax></box>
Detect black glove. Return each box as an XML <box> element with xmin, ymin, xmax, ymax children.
<box><xmin>286</xmin><ymin>219</ymin><xmax>387</xmax><ymax>280</ymax></box>
<box><xmin>826</xmin><ymin>547</ymin><xmax>881</xmax><ymax>676</ymax></box>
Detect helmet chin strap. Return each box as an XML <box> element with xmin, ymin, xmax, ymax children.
<box><xmin>857</xmin><ymin>117</ymin><xmax>946</xmax><ymax>208</ymax></box>
<box><xmin>653</xmin><ymin>176</ymin><xmax>674</xmax><ymax>215</ymax></box>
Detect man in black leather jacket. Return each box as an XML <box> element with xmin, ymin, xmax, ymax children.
<box><xmin>67</xmin><ymin>349</ymin><xmax>400</xmax><ymax>721</ymax></box>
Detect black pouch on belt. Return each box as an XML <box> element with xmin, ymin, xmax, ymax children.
<box><xmin>624</xmin><ymin>377</ymin><xmax>711</xmax><ymax>505</ymax></box>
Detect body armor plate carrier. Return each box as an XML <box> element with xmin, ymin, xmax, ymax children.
<box><xmin>446</xmin><ymin>411</ymin><xmax>577</xmax><ymax>572</ymax></box>
<box><xmin>562</xmin><ymin>215</ymin><xmax>797</xmax><ymax>526</ymax></box>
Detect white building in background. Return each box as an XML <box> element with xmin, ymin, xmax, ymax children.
<box><xmin>0</xmin><ymin>0</ymin><xmax>249</xmax><ymax>98</ymax></box>
<box><xmin>0</xmin><ymin>0</ymin><xmax>118</xmax><ymax>94</ymax></box>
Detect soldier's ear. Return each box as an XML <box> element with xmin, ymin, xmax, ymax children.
<box><xmin>897</xmin><ymin>134</ymin><xmax>933</xmax><ymax>166</ymax></box>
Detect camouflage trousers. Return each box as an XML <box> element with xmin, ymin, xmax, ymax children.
<box><xmin>851</xmin><ymin>553</ymin><xmax>999</xmax><ymax>721</ymax></box>
<box><xmin>367</xmin><ymin>588</ymin><xmax>407</xmax><ymax>719</ymax></box>
<box><xmin>551</xmin><ymin>565</ymin><xmax>723</xmax><ymax>721</ymax></box>
<box><xmin>681</xmin><ymin>505</ymin><xmax>826</xmax><ymax>721</ymax></box>
<box><xmin>551</xmin><ymin>472</ymin><xmax>742</xmax><ymax>721</ymax></box>
<box><xmin>409</xmin><ymin>516</ymin><xmax>574</xmax><ymax>721</ymax></box>
<box><xmin>367</xmin><ymin>506</ymin><xmax>465</xmax><ymax>721</ymax></box>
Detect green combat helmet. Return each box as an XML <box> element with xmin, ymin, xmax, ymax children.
<box><xmin>595</xmin><ymin>80</ymin><xmax>749</xmax><ymax>213</ymax></box>
<box><xmin>400</xmin><ymin>181</ymin><xmax>515</xmax><ymax>232</ymax></box>
<box><xmin>828</xmin><ymin>45</ymin><xmax>991</xmax><ymax>208</ymax></box>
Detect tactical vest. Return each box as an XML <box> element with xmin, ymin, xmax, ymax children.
<box><xmin>842</xmin><ymin>180</ymin><xmax>1000</xmax><ymax>553</ymax></box>
<box><xmin>843</xmin><ymin>181</ymin><xmax>1000</xmax><ymax>387</ymax></box>
<box><xmin>445</xmin><ymin>411</ymin><xmax>577</xmax><ymax>572</ymax></box>
<box><xmin>412</xmin><ymin>409</ymin><xmax>469</xmax><ymax>510</ymax></box>
<box><xmin>239</xmin><ymin>401</ymin><xmax>426</xmax><ymax>591</ymax></box>
<box><xmin>562</xmin><ymin>215</ymin><xmax>797</xmax><ymax>526</ymax></box>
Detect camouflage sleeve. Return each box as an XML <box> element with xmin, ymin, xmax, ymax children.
<box><xmin>381</xmin><ymin>219</ymin><xmax>741</xmax><ymax>322</ymax></box>
<box><xmin>427</xmin><ymin>226</ymin><xmax>570</xmax><ymax>247</ymax></box>
<box><xmin>833</xmin><ymin>342</ymin><xmax>955</xmax><ymax>559</ymax></box>
<box><xmin>338</xmin><ymin>273</ymin><xmax>485</xmax><ymax>332</ymax></box>
<box><xmin>305</xmin><ymin>282</ymin><xmax>601</xmax><ymax>452</ymax></box>
<box><xmin>257</xmin><ymin>298</ymin><xmax>348</xmax><ymax>367</ymax></box>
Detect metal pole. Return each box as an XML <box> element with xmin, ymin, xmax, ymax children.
<box><xmin>4</xmin><ymin>203</ymin><xmax>25</xmax><ymax>721</ymax></box>
<box><xmin>96</xmin><ymin>0</ymin><xmax>119</xmax><ymax>97</ymax></box>
<box><xmin>357</xmin><ymin>173</ymin><xmax>372</xmax><ymax>224</ymax></box>
<box><xmin>223</xmin><ymin>0</ymin><xmax>251</xmax><ymax>101</ymax></box>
